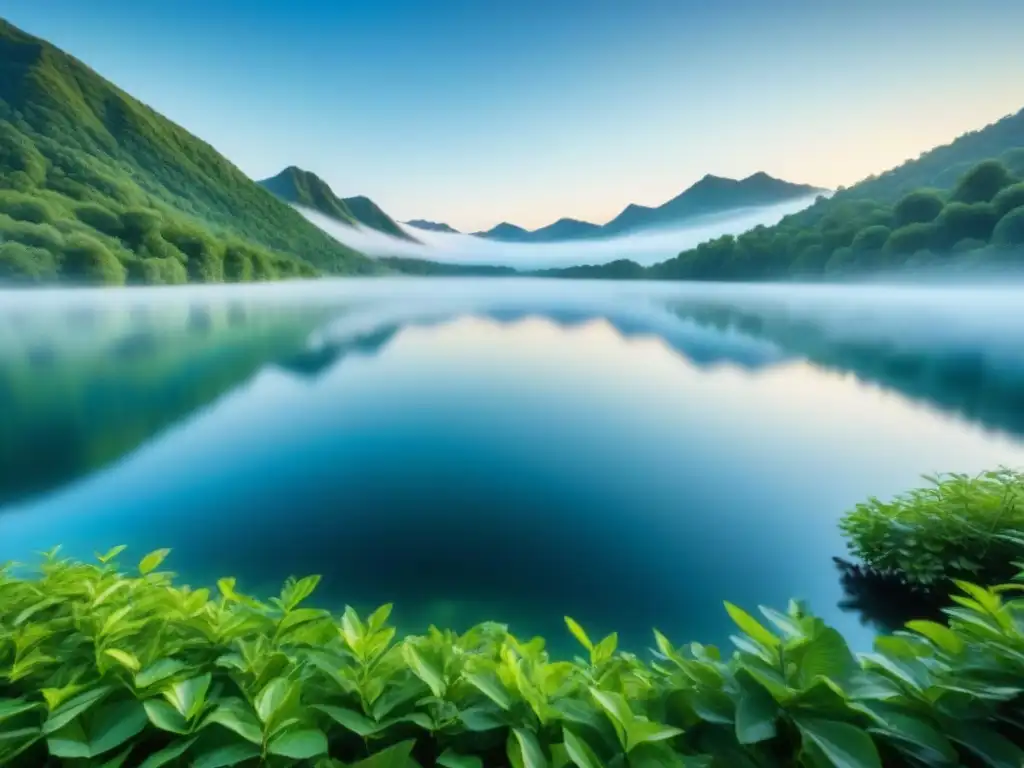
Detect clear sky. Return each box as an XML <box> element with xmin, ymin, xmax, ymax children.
<box><xmin>5</xmin><ymin>0</ymin><xmax>1024</xmax><ymax>232</ymax></box>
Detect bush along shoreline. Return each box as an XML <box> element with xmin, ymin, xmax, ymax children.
<box><xmin>1</xmin><ymin>544</ymin><xmax>1024</xmax><ymax>767</ymax></box>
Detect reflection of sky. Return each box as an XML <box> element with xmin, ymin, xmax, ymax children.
<box><xmin>3</xmin><ymin>312</ymin><xmax>1024</xmax><ymax>654</ymax></box>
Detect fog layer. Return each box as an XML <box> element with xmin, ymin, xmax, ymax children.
<box><xmin>296</xmin><ymin>197</ymin><xmax>822</xmax><ymax>270</ymax></box>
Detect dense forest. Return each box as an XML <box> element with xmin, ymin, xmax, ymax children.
<box><xmin>0</xmin><ymin>18</ymin><xmax>384</xmax><ymax>285</ymax></box>
<box><xmin>541</xmin><ymin>109</ymin><xmax>1024</xmax><ymax>281</ymax></box>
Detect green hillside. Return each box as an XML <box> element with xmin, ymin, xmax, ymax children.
<box><xmin>543</xmin><ymin>107</ymin><xmax>1024</xmax><ymax>281</ymax></box>
<box><xmin>0</xmin><ymin>17</ymin><xmax>382</xmax><ymax>284</ymax></box>
<box><xmin>259</xmin><ymin>166</ymin><xmax>418</xmax><ymax>242</ymax></box>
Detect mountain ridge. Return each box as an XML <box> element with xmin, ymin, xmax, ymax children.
<box><xmin>257</xmin><ymin>167</ymin><xmax>417</xmax><ymax>243</ymax></box>
<box><xmin>405</xmin><ymin>219</ymin><xmax>460</xmax><ymax>234</ymax></box>
<box><xmin>472</xmin><ymin>172</ymin><xmax>826</xmax><ymax>243</ymax></box>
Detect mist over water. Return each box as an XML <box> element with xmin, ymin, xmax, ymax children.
<box><xmin>296</xmin><ymin>196</ymin><xmax>822</xmax><ymax>269</ymax></box>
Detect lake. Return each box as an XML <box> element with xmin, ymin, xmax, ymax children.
<box><xmin>2</xmin><ymin>278</ymin><xmax>1023</xmax><ymax>656</ymax></box>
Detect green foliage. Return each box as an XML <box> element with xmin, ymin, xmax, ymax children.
<box><xmin>934</xmin><ymin>202</ymin><xmax>997</xmax><ymax>248</ymax></box>
<box><xmin>840</xmin><ymin>469</ymin><xmax>1024</xmax><ymax>586</ymax></box>
<box><xmin>0</xmin><ymin>18</ymin><xmax>388</xmax><ymax>284</ymax></box>
<box><xmin>992</xmin><ymin>206</ymin><xmax>1024</xmax><ymax>247</ymax></box>
<box><xmin>60</xmin><ymin>233</ymin><xmax>127</xmax><ymax>285</ymax></box>
<box><xmin>884</xmin><ymin>223</ymin><xmax>937</xmax><ymax>255</ymax></box>
<box><xmin>991</xmin><ymin>183</ymin><xmax>1024</xmax><ymax>219</ymax></box>
<box><xmin>893</xmin><ymin>190</ymin><xmax>945</xmax><ymax>227</ymax></box>
<box><xmin>951</xmin><ymin>160</ymin><xmax>1014</xmax><ymax>204</ymax></box>
<box><xmin>2</xmin><ymin>545</ymin><xmax>1024</xmax><ymax>766</ymax></box>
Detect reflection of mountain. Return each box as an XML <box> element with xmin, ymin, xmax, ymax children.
<box><xmin>297</xmin><ymin>304</ymin><xmax>788</xmax><ymax>377</ymax></box>
<box><xmin>0</xmin><ymin>307</ymin><xmax>325</xmax><ymax>508</ymax></box>
<box><xmin>274</xmin><ymin>327</ymin><xmax>401</xmax><ymax>378</ymax></box>
<box><xmin>668</xmin><ymin>301</ymin><xmax>1024</xmax><ymax>441</ymax></box>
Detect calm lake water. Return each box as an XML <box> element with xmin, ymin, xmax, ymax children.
<box><xmin>2</xmin><ymin>278</ymin><xmax>1023</xmax><ymax>655</ymax></box>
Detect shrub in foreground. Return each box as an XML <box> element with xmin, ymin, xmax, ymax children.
<box><xmin>1</xmin><ymin>548</ymin><xmax>1024</xmax><ymax>766</ymax></box>
<box><xmin>840</xmin><ymin>468</ymin><xmax>1024</xmax><ymax>587</ymax></box>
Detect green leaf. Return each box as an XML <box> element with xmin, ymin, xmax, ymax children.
<box><xmin>143</xmin><ymin>699</ymin><xmax>189</xmax><ymax>734</ymax></box>
<box><xmin>139</xmin><ymin>548</ymin><xmax>171</xmax><ymax>575</ymax></box>
<box><xmin>204</xmin><ymin>700</ymin><xmax>263</xmax><ymax>744</ymax></box>
<box><xmin>0</xmin><ymin>698</ymin><xmax>41</xmax><ymax>724</ymax></box>
<box><xmin>904</xmin><ymin>620</ymin><xmax>965</xmax><ymax>655</ymax></box>
<box><xmin>348</xmin><ymin>739</ymin><xmax>416</xmax><ymax>768</ymax></box>
<box><xmin>164</xmin><ymin>673</ymin><xmax>211</xmax><ymax>721</ymax></box>
<box><xmin>138</xmin><ymin>736</ymin><xmax>198</xmax><ymax>768</ymax></box>
<box><xmin>724</xmin><ymin>602</ymin><xmax>779</xmax><ymax>648</ymax></box>
<box><xmin>948</xmin><ymin>722</ymin><xmax>1024</xmax><ymax>768</ymax></box>
<box><xmin>561</xmin><ymin>727</ymin><xmax>604</xmax><ymax>768</ymax></box>
<box><xmin>735</xmin><ymin>683</ymin><xmax>777</xmax><ymax>744</ymax></box>
<box><xmin>367</xmin><ymin>603</ymin><xmax>394</xmax><ymax>631</ymax></box>
<box><xmin>626</xmin><ymin>720</ymin><xmax>684</xmax><ymax>752</ymax></box>
<box><xmin>459</xmin><ymin>705</ymin><xmax>506</xmax><ymax>731</ymax></box>
<box><xmin>268</xmin><ymin>728</ymin><xmax>329</xmax><ymax>758</ymax></box>
<box><xmin>510</xmin><ymin>728</ymin><xmax>548</xmax><ymax>768</ymax></box>
<box><xmin>96</xmin><ymin>545</ymin><xmax>127</xmax><ymax>564</ymax></box>
<box><xmin>564</xmin><ymin>617</ymin><xmax>593</xmax><ymax>652</ymax></box>
<box><xmin>437</xmin><ymin>750</ymin><xmax>485</xmax><ymax>768</ymax></box>
<box><xmin>97</xmin><ymin>744</ymin><xmax>134</xmax><ymax>768</ymax></box>
<box><xmin>402</xmin><ymin>643</ymin><xmax>445</xmax><ymax>698</ymax></box>
<box><xmin>43</xmin><ymin>687</ymin><xmax>112</xmax><ymax>734</ymax></box>
<box><xmin>135</xmin><ymin>659</ymin><xmax>189</xmax><ymax>690</ymax></box>
<box><xmin>798</xmin><ymin>628</ymin><xmax>857</xmax><ymax>688</ymax></box>
<box><xmin>795</xmin><ymin>717</ymin><xmax>882</xmax><ymax>768</ymax></box>
<box><xmin>192</xmin><ymin>742</ymin><xmax>261</xmax><ymax>768</ymax></box>
<box><xmin>87</xmin><ymin>699</ymin><xmax>149</xmax><ymax>757</ymax></box>
<box><xmin>857</xmin><ymin>706</ymin><xmax>957</xmax><ymax>765</ymax></box>
<box><xmin>313</xmin><ymin>704</ymin><xmax>380</xmax><ymax>736</ymax></box>
<box><xmin>255</xmin><ymin>677</ymin><xmax>291</xmax><ymax>725</ymax></box>
<box><xmin>464</xmin><ymin>670</ymin><xmax>512</xmax><ymax>710</ymax></box>
<box><xmin>591</xmin><ymin>633</ymin><xmax>618</xmax><ymax>665</ymax></box>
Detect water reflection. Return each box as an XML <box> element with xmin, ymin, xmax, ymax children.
<box><xmin>0</xmin><ymin>280</ymin><xmax>1022</xmax><ymax>652</ymax></box>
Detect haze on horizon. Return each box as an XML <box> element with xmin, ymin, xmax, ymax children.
<box><xmin>5</xmin><ymin>0</ymin><xmax>1024</xmax><ymax>232</ymax></box>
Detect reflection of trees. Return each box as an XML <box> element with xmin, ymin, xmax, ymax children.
<box><xmin>833</xmin><ymin>557</ymin><xmax>948</xmax><ymax>633</ymax></box>
<box><xmin>669</xmin><ymin>301</ymin><xmax>1024</xmax><ymax>440</ymax></box>
<box><xmin>0</xmin><ymin>304</ymin><xmax>329</xmax><ymax>508</ymax></box>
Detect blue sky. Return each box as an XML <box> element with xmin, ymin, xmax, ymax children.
<box><xmin>5</xmin><ymin>0</ymin><xmax>1024</xmax><ymax>231</ymax></box>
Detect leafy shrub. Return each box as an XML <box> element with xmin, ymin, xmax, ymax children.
<box><xmin>993</xmin><ymin>206</ymin><xmax>1024</xmax><ymax>247</ymax></box>
<box><xmin>893</xmin><ymin>190</ymin><xmax>944</xmax><ymax>226</ymax></box>
<box><xmin>1</xmin><ymin>548</ymin><xmax>1024</xmax><ymax>767</ymax></box>
<box><xmin>60</xmin><ymin>233</ymin><xmax>128</xmax><ymax>285</ymax></box>
<box><xmin>0</xmin><ymin>215</ymin><xmax>64</xmax><ymax>252</ymax></box>
<box><xmin>73</xmin><ymin>203</ymin><xmax>123</xmax><ymax>236</ymax></box>
<box><xmin>951</xmin><ymin>160</ymin><xmax>1015</xmax><ymax>204</ymax></box>
<box><xmin>0</xmin><ymin>241</ymin><xmax>58</xmax><ymax>281</ymax></box>
<box><xmin>935</xmin><ymin>202</ymin><xmax>997</xmax><ymax>248</ymax></box>
<box><xmin>0</xmin><ymin>191</ymin><xmax>57</xmax><ymax>223</ymax></box>
<box><xmin>840</xmin><ymin>469</ymin><xmax>1024</xmax><ymax>586</ymax></box>
<box><xmin>884</xmin><ymin>223</ymin><xmax>937</xmax><ymax>255</ymax></box>
<box><xmin>850</xmin><ymin>225</ymin><xmax>891</xmax><ymax>252</ymax></box>
<box><xmin>992</xmin><ymin>182</ymin><xmax>1024</xmax><ymax>219</ymax></box>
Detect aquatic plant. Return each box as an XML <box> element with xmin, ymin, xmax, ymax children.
<box><xmin>839</xmin><ymin>468</ymin><xmax>1024</xmax><ymax>587</ymax></box>
<box><xmin>1</xmin><ymin>548</ymin><xmax>1023</xmax><ymax>766</ymax></box>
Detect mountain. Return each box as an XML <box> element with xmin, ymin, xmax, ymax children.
<box><xmin>342</xmin><ymin>195</ymin><xmax>418</xmax><ymax>242</ymax></box>
<box><xmin>540</xmin><ymin>106</ymin><xmax>1024</xmax><ymax>282</ymax></box>
<box><xmin>471</xmin><ymin>173</ymin><xmax>825</xmax><ymax>244</ymax></box>
<box><xmin>0</xmin><ymin>17</ymin><xmax>381</xmax><ymax>284</ymax></box>
<box><xmin>258</xmin><ymin>167</ymin><xmax>417</xmax><ymax>242</ymax></box>
<box><xmin>601</xmin><ymin>172</ymin><xmax>827</xmax><ymax>235</ymax></box>
<box><xmin>405</xmin><ymin>219</ymin><xmax>460</xmax><ymax>234</ymax></box>
<box><xmin>529</xmin><ymin>217</ymin><xmax>603</xmax><ymax>241</ymax></box>
<box><xmin>472</xmin><ymin>222</ymin><xmax>534</xmax><ymax>241</ymax></box>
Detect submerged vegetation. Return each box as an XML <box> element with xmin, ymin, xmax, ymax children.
<box><xmin>1</xmin><ymin>537</ymin><xmax>1023</xmax><ymax>767</ymax></box>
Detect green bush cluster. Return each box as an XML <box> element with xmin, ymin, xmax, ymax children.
<box><xmin>0</xmin><ymin>188</ymin><xmax>321</xmax><ymax>285</ymax></box>
<box><xmin>2</xmin><ymin>546</ymin><xmax>1024</xmax><ymax>767</ymax></box>
<box><xmin>649</xmin><ymin>159</ymin><xmax>1024</xmax><ymax>280</ymax></box>
<box><xmin>840</xmin><ymin>469</ymin><xmax>1024</xmax><ymax>588</ymax></box>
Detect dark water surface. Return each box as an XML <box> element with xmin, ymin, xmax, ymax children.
<box><xmin>2</xmin><ymin>278</ymin><xmax>1023</xmax><ymax>655</ymax></box>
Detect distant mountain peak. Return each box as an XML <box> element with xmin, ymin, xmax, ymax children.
<box><xmin>259</xmin><ymin>168</ymin><xmax>417</xmax><ymax>243</ymax></box>
<box><xmin>405</xmin><ymin>219</ymin><xmax>460</xmax><ymax>234</ymax></box>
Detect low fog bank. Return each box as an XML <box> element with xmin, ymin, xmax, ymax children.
<box><xmin>297</xmin><ymin>197</ymin><xmax>821</xmax><ymax>270</ymax></box>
